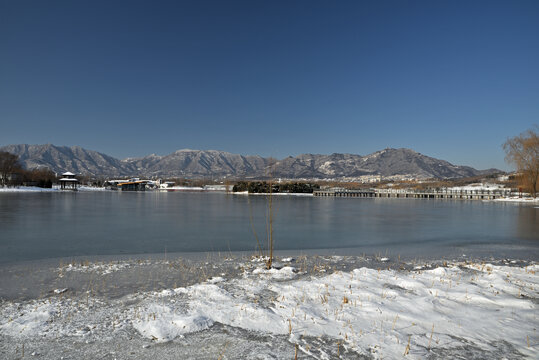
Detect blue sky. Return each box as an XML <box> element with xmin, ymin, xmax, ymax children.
<box><xmin>1</xmin><ymin>0</ymin><xmax>537</xmax><ymax>170</ymax></box>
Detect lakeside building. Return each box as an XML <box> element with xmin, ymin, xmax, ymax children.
<box><xmin>104</xmin><ymin>178</ymin><xmax>158</xmax><ymax>191</ymax></box>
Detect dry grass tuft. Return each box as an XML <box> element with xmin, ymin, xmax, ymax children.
<box><xmin>403</xmin><ymin>335</ymin><xmax>411</xmax><ymax>356</ymax></box>
<box><xmin>428</xmin><ymin>324</ymin><xmax>434</xmax><ymax>349</ymax></box>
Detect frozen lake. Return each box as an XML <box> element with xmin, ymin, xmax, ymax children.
<box><xmin>0</xmin><ymin>191</ymin><xmax>537</xmax><ymax>264</ymax></box>
<box><xmin>1</xmin><ymin>191</ymin><xmax>538</xmax><ymax>359</ymax></box>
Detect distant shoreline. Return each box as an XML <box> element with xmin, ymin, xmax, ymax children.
<box><xmin>2</xmin><ymin>186</ymin><xmax>538</xmax><ymax>203</ymax></box>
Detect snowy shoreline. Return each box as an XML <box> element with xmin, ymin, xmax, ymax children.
<box><xmin>0</xmin><ymin>185</ymin><xmax>109</xmax><ymax>192</ymax></box>
<box><xmin>492</xmin><ymin>196</ymin><xmax>539</xmax><ymax>203</ymax></box>
<box><xmin>1</xmin><ymin>254</ymin><xmax>537</xmax><ymax>359</ymax></box>
<box><xmin>3</xmin><ymin>186</ymin><xmax>539</xmax><ymax>203</ymax></box>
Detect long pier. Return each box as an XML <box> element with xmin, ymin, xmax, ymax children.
<box><xmin>313</xmin><ymin>188</ymin><xmax>512</xmax><ymax>200</ymax></box>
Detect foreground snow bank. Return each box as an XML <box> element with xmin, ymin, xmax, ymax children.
<box><xmin>1</xmin><ymin>261</ymin><xmax>537</xmax><ymax>358</ymax></box>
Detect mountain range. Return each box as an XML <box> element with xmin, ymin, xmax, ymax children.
<box><xmin>0</xmin><ymin>144</ymin><xmax>500</xmax><ymax>180</ymax></box>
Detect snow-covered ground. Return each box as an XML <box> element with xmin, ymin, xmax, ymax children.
<box><xmin>0</xmin><ymin>256</ymin><xmax>536</xmax><ymax>359</ymax></box>
<box><xmin>447</xmin><ymin>183</ymin><xmax>505</xmax><ymax>191</ymax></box>
<box><xmin>160</xmin><ymin>186</ymin><xmax>205</xmax><ymax>191</ymax></box>
<box><xmin>443</xmin><ymin>183</ymin><xmax>539</xmax><ymax>203</ymax></box>
<box><xmin>77</xmin><ymin>186</ymin><xmax>109</xmax><ymax>192</ymax></box>
<box><xmin>0</xmin><ymin>185</ymin><xmax>108</xmax><ymax>192</ymax></box>
<box><xmin>493</xmin><ymin>196</ymin><xmax>539</xmax><ymax>203</ymax></box>
<box><xmin>0</xmin><ymin>186</ymin><xmax>57</xmax><ymax>192</ymax></box>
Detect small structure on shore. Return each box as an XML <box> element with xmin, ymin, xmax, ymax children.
<box><xmin>104</xmin><ymin>179</ymin><xmax>154</xmax><ymax>191</ymax></box>
<box><xmin>59</xmin><ymin>172</ymin><xmax>78</xmax><ymax>191</ymax></box>
<box><xmin>117</xmin><ymin>179</ymin><xmax>149</xmax><ymax>191</ymax></box>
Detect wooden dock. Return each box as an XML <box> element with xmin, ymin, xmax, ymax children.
<box><xmin>313</xmin><ymin>188</ymin><xmax>512</xmax><ymax>200</ymax></box>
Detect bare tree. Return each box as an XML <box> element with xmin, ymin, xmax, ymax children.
<box><xmin>0</xmin><ymin>151</ymin><xmax>22</xmax><ymax>187</ymax></box>
<box><xmin>503</xmin><ymin>127</ymin><xmax>539</xmax><ymax>198</ymax></box>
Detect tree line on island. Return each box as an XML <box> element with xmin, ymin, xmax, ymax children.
<box><xmin>232</xmin><ymin>181</ymin><xmax>320</xmax><ymax>193</ymax></box>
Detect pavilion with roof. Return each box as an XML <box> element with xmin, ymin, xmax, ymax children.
<box><xmin>59</xmin><ymin>171</ymin><xmax>78</xmax><ymax>190</ymax></box>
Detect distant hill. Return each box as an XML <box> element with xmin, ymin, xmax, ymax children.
<box><xmin>270</xmin><ymin>149</ymin><xmax>498</xmax><ymax>179</ymax></box>
<box><xmin>0</xmin><ymin>144</ymin><xmax>501</xmax><ymax>179</ymax></box>
<box><xmin>125</xmin><ymin>149</ymin><xmax>268</xmax><ymax>178</ymax></box>
<box><xmin>0</xmin><ymin>144</ymin><xmax>134</xmax><ymax>177</ymax></box>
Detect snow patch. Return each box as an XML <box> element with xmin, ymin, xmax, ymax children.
<box><xmin>132</xmin><ymin>304</ymin><xmax>213</xmax><ymax>342</ymax></box>
<box><xmin>0</xmin><ymin>303</ymin><xmax>53</xmax><ymax>337</ymax></box>
<box><xmin>252</xmin><ymin>266</ymin><xmax>297</xmax><ymax>279</ymax></box>
<box><xmin>1</xmin><ymin>261</ymin><xmax>537</xmax><ymax>358</ymax></box>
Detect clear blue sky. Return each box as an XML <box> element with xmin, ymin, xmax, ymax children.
<box><xmin>1</xmin><ymin>0</ymin><xmax>537</xmax><ymax>170</ymax></box>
